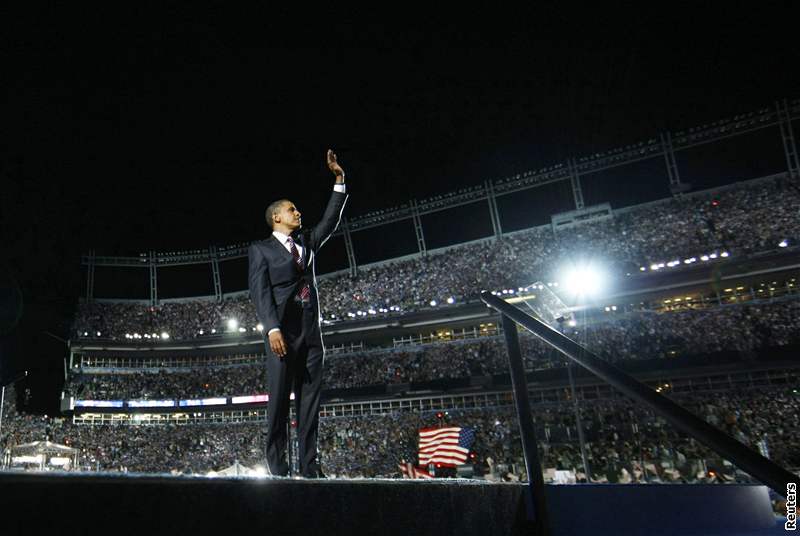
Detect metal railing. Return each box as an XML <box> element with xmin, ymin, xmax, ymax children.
<box><xmin>481</xmin><ymin>291</ymin><xmax>796</xmax><ymax>506</ymax></box>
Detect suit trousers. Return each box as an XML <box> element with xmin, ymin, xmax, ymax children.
<box><xmin>264</xmin><ymin>299</ymin><xmax>324</xmax><ymax>476</ymax></box>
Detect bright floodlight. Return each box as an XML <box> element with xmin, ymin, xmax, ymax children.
<box><xmin>447</xmin><ymin>297</ymin><xmax>455</xmax><ymax>304</ymax></box>
<box><xmin>430</xmin><ymin>300</ymin><xmax>437</xmax><ymax>307</ymax></box>
<box><xmin>257</xmin><ymin>324</ymin><xmax>264</xmax><ymax>332</ymax></box>
<box><xmin>560</xmin><ymin>264</ymin><xmax>606</xmax><ymax>297</ymax></box>
<box><xmin>779</xmin><ymin>239</ymin><xmax>789</xmax><ymax>248</ymax></box>
<box><xmin>161</xmin><ymin>332</ymin><xmax>169</xmax><ymax>339</ymax></box>
<box><xmin>227</xmin><ymin>319</ymin><xmax>238</xmax><ymax>331</ymax></box>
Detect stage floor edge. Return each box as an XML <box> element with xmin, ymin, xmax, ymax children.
<box><xmin>0</xmin><ymin>472</ymin><xmax>787</xmax><ymax>536</ymax></box>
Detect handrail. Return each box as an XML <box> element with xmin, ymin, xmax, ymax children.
<box><xmin>499</xmin><ymin>314</ymin><xmax>550</xmax><ymax>534</ymax></box>
<box><xmin>481</xmin><ymin>291</ymin><xmax>795</xmax><ymax>499</ymax></box>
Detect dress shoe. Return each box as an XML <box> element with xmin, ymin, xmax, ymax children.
<box><xmin>268</xmin><ymin>463</ymin><xmax>289</xmax><ymax>477</ymax></box>
<box><xmin>302</xmin><ymin>465</ymin><xmax>326</xmax><ymax>479</ymax></box>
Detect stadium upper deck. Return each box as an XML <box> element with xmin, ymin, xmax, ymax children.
<box><xmin>72</xmin><ymin>173</ymin><xmax>800</xmax><ymax>344</ymax></box>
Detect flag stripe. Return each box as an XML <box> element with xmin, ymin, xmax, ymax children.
<box><xmin>420</xmin><ymin>440</ymin><xmax>458</xmax><ymax>448</ymax></box>
<box><xmin>419</xmin><ymin>449</ymin><xmax>469</xmax><ymax>459</ymax></box>
<box><xmin>419</xmin><ymin>445</ymin><xmax>468</xmax><ymax>455</ymax></box>
<box><xmin>420</xmin><ymin>432</ymin><xmax>460</xmax><ymax>440</ymax></box>
<box><xmin>420</xmin><ymin>432</ymin><xmax>459</xmax><ymax>440</ymax></box>
<box><xmin>419</xmin><ymin>427</ymin><xmax>461</xmax><ymax>436</ymax></box>
<box><xmin>419</xmin><ymin>456</ymin><xmax>468</xmax><ymax>465</ymax></box>
<box><xmin>419</xmin><ymin>433</ymin><xmax>460</xmax><ymax>442</ymax></box>
<box><xmin>398</xmin><ymin>463</ymin><xmax>433</xmax><ymax>479</ymax></box>
<box><xmin>419</xmin><ymin>456</ymin><xmax>467</xmax><ymax>464</ymax></box>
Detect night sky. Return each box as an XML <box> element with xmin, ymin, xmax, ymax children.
<box><xmin>1</xmin><ymin>7</ymin><xmax>798</xmax><ymax>413</ymax></box>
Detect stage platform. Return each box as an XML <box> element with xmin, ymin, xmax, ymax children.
<box><xmin>0</xmin><ymin>471</ymin><xmax>788</xmax><ymax>535</ymax></box>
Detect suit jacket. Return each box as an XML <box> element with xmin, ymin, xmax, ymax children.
<box><xmin>248</xmin><ymin>190</ymin><xmax>348</xmax><ymax>336</ymax></box>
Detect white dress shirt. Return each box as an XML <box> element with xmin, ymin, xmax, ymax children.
<box><xmin>268</xmin><ymin>184</ymin><xmax>345</xmax><ymax>335</ymax></box>
<box><xmin>271</xmin><ymin>230</ymin><xmax>306</xmax><ymax>260</ymax></box>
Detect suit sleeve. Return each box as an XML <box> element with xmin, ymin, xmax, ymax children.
<box><xmin>248</xmin><ymin>244</ymin><xmax>280</xmax><ymax>332</ymax></box>
<box><xmin>309</xmin><ymin>189</ymin><xmax>349</xmax><ymax>252</ymax></box>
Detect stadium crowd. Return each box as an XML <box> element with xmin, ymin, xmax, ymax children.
<box><xmin>64</xmin><ymin>296</ymin><xmax>800</xmax><ymax>400</ymax></box>
<box><xmin>72</xmin><ymin>175</ymin><xmax>800</xmax><ymax>341</ymax></box>
<box><xmin>2</xmin><ymin>385</ymin><xmax>798</xmax><ymax>483</ymax></box>
<box><xmin>65</xmin><ymin>366</ymin><xmax>267</xmax><ymax>400</ymax></box>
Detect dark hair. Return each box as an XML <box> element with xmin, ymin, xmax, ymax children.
<box><xmin>265</xmin><ymin>199</ymin><xmax>290</xmax><ymax>230</ymax></box>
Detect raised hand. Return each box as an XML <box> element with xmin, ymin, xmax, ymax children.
<box><xmin>327</xmin><ymin>149</ymin><xmax>345</xmax><ymax>178</ymax></box>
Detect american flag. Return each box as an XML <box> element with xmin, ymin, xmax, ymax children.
<box><xmin>418</xmin><ymin>426</ymin><xmax>476</xmax><ymax>467</ymax></box>
<box><xmin>398</xmin><ymin>462</ymin><xmax>433</xmax><ymax>479</ymax></box>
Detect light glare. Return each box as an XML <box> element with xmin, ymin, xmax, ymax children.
<box><xmin>561</xmin><ymin>264</ymin><xmax>606</xmax><ymax>297</ymax></box>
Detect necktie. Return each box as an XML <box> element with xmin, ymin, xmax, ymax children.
<box><xmin>286</xmin><ymin>237</ymin><xmax>311</xmax><ymax>303</ymax></box>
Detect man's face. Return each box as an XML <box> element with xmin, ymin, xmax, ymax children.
<box><xmin>275</xmin><ymin>200</ymin><xmax>302</xmax><ymax>231</ymax></box>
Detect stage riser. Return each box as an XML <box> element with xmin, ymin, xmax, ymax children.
<box><xmin>0</xmin><ymin>474</ymin><xmax>529</xmax><ymax>536</ymax></box>
<box><xmin>0</xmin><ymin>474</ymin><xmax>784</xmax><ymax>536</ymax></box>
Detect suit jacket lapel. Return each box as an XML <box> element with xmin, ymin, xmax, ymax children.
<box><xmin>298</xmin><ymin>232</ymin><xmax>308</xmax><ymax>270</ymax></box>
<box><xmin>267</xmin><ymin>232</ymin><xmax>311</xmax><ymax>272</ymax></box>
<box><xmin>269</xmin><ymin>234</ymin><xmax>294</xmax><ymax>261</ymax></box>
<box><xmin>271</xmin><ymin>232</ymin><xmax>309</xmax><ymax>271</ymax></box>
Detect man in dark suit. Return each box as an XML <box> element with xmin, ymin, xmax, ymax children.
<box><xmin>248</xmin><ymin>149</ymin><xmax>348</xmax><ymax>478</ymax></box>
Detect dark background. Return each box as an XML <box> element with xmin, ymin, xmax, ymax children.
<box><xmin>1</xmin><ymin>6</ymin><xmax>798</xmax><ymax>413</ymax></box>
